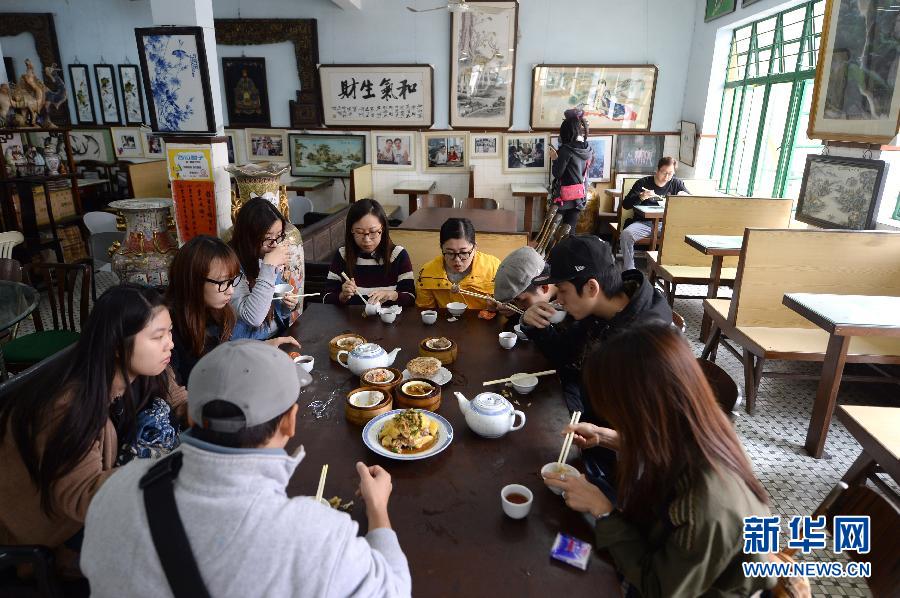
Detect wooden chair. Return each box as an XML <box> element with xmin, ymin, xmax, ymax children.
<box><xmin>0</xmin><ymin>231</ymin><xmax>24</xmax><ymax>259</ymax></box>
<box><xmin>611</xmin><ymin>177</ymin><xmax>651</xmax><ymax>254</ymax></box>
<box><xmin>417</xmin><ymin>194</ymin><xmax>455</xmax><ymax>209</ymax></box>
<box><xmin>3</xmin><ymin>262</ymin><xmax>91</xmax><ymax>373</ymax></box>
<box><xmin>461</xmin><ymin>197</ymin><xmax>498</xmax><ymax>210</ymax></box>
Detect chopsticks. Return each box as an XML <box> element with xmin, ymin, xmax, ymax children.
<box><xmin>557</xmin><ymin>411</ymin><xmax>582</xmax><ymax>465</ymax></box>
<box><xmin>272</xmin><ymin>292</ymin><xmax>320</xmax><ymax>301</ymax></box>
<box><xmin>482</xmin><ymin>369</ymin><xmax>557</xmax><ymax>386</ymax></box>
<box><xmin>341</xmin><ymin>272</ymin><xmax>369</xmax><ymax>304</ymax></box>
<box><xmin>314</xmin><ymin>464</ymin><xmax>329</xmax><ymax>503</ymax></box>
<box><xmin>456</xmin><ymin>288</ymin><xmax>525</xmax><ymax>315</ymax></box>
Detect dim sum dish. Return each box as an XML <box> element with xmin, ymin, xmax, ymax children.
<box><xmin>395</xmin><ymin>378</ymin><xmax>441</xmax><ymax>411</ymax></box>
<box><xmin>406</xmin><ymin>356</ymin><xmax>442</xmax><ymax>378</ymax></box>
<box><xmin>360</xmin><ymin>367</ymin><xmax>404</xmax><ymax>394</ymax></box>
<box><xmin>418</xmin><ymin>336</ymin><xmax>457</xmax><ymax>365</ymax></box>
<box><xmin>362</xmin><ymin>409</ymin><xmax>453</xmax><ymax>461</ymax></box>
<box><xmin>345</xmin><ymin>386</ymin><xmax>393</xmax><ymax>426</ymax></box>
<box><xmin>329</xmin><ymin>333</ymin><xmax>366</xmax><ymax>362</ymax></box>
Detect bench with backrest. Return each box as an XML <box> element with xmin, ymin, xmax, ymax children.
<box><xmin>702</xmin><ymin>228</ymin><xmax>900</xmax><ymax>417</ymax></box>
<box><xmin>648</xmin><ymin>196</ymin><xmax>793</xmax><ymax>304</ymax></box>
<box><xmin>608</xmin><ymin>176</ymin><xmax>646</xmax><ymax>250</ymax></box>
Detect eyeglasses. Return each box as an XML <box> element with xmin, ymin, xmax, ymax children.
<box><xmin>442</xmin><ymin>247</ymin><xmax>475</xmax><ymax>261</ymax></box>
<box><xmin>262</xmin><ymin>232</ymin><xmax>287</xmax><ymax>248</ymax></box>
<box><xmin>352</xmin><ymin>228</ymin><xmax>383</xmax><ymax>240</ymax></box>
<box><xmin>205</xmin><ymin>272</ymin><xmax>243</xmax><ymax>292</ymax></box>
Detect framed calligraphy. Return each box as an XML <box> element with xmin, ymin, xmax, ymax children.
<box><xmin>222</xmin><ymin>57</ymin><xmax>271</xmax><ymax>128</ymax></box>
<box><xmin>319</xmin><ymin>64</ymin><xmax>433</xmax><ymax>128</ymax></box>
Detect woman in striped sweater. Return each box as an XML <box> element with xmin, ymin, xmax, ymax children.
<box><xmin>323</xmin><ymin>199</ymin><xmax>416</xmax><ymax>306</ymax></box>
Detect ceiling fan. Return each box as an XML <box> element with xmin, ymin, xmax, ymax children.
<box><xmin>407</xmin><ymin>0</ymin><xmax>507</xmax><ymax>14</ymax></box>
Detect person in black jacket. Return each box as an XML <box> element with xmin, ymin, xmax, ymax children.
<box><xmin>548</xmin><ymin>109</ymin><xmax>593</xmax><ymax>229</ymax></box>
<box><xmin>521</xmin><ymin>234</ymin><xmax>673</xmax><ymax>498</ymax></box>
<box><xmin>620</xmin><ymin>156</ymin><xmax>690</xmax><ymax>269</ymax></box>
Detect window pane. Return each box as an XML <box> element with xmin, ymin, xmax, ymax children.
<box><xmin>782</xmin><ymin>81</ymin><xmax>824</xmax><ymax>201</ymax></box>
<box><xmin>712</xmin><ymin>87</ymin><xmax>737</xmax><ymax>183</ymax></box>
<box><xmin>753</xmin><ymin>82</ymin><xmax>794</xmax><ymax>196</ymax></box>
<box><xmin>733</xmin><ymin>85</ymin><xmax>767</xmax><ymax>195</ymax></box>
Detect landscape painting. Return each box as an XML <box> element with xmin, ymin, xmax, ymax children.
<box><xmin>288</xmin><ymin>134</ymin><xmax>366</xmax><ymax>178</ymax></box>
<box><xmin>795</xmin><ymin>155</ymin><xmax>887</xmax><ymax>230</ymax></box>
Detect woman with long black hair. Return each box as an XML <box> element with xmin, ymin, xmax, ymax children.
<box><xmin>548</xmin><ymin>108</ymin><xmax>594</xmax><ymax>230</ymax></box>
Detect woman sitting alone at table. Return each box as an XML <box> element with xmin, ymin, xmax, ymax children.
<box><xmin>545</xmin><ymin>323</ymin><xmax>775</xmax><ymax>597</ymax></box>
<box><xmin>415</xmin><ymin>217</ymin><xmax>500</xmax><ymax>310</ymax></box>
<box><xmin>230</xmin><ymin>197</ymin><xmax>301</xmax><ymax>339</ymax></box>
<box><xmin>0</xmin><ymin>285</ymin><xmax>187</xmax><ymax>576</ymax></box>
<box><xmin>323</xmin><ymin>198</ymin><xmax>416</xmax><ymax>307</ymax></box>
<box><xmin>167</xmin><ymin>235</ymin><xmax>300</xmax><ymax>385</ymax></box>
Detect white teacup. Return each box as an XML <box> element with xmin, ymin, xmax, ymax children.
<box><xmin>293</xmin><ymin>355</ymin><xmax>315</xmax><ymax>372</ymax></box>
<box><xmin>421</xmin><ymin>310</ymin><xmax>438</xmax><ymax>325</ymax></box>
<box><xmin>500</xmin><ymin>484</ymin><xmax>533</xmax><ymax>519</ymax></box>
<box><xmin>548</xmin><ymin>304</ymin><xmax>567</xmax><ymax>324</ymax></box>
<box><xmin>380</xmin><ymin>311</ymin><xmax>397</xmax><ymax>324</ymax></box>
<box><xmin>498</xmin><ymin>331</ymin><xmax>518</xmax><ymax>349</ymax></box>
<box><xmin>273</xmin><ymin>283</ymin><xmax>294</xmax><ymax>299</ymax></box>
<box><xmin>364</xmin><ymin>302</ymin><xmax>381</xmax><ymax>316</ymax></box>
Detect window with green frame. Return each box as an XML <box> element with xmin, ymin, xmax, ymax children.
<box><xmin>710</xmin><ymin>0</ymin><xmax>826</xmax><ymax>199</ymax></box>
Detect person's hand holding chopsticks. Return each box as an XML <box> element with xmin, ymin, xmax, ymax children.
<box><xmin>561</xmin><ymin>423</ymin><xmax>619</xmax><ymax>451</ymax></box>
<box><xmin>356</xmin><ymin>462</ymin><xmax>393</xmax><ymax>531</ymax></box>
<box><xmin>339</xmin><ymin>277</ymin><xmax>359</xmax><ymax>303</ymax></box>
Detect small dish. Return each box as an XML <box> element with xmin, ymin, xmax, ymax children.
<box><xmin>362</xmin><ymin>409</ymin><xmax>454</xmax><ymax>461</ymax></box>
<box><xmin>329</xmin><ymin>333</ymin><xmax>366</xmax><ymax>362</ymax></box>
<box><xmin>402</xmin><ymin>367</ymin><xmax>452</xmax><ymax>386</ymax></box>
<box><xmin>446</xmin><ymin>302</ymin><xmax>467</xmax><ymax>317</ymax></box>
<box><xmin>511</xmin><ymin>374</ymin><xmax>538</xmax><ymax>394</ymax></box>
<box><xmin>540</xmin><ymin>462</ymin><xmax>581</xmax><ymax>495</ymax></box>
<box><xmin>418</xmin><ymin>336</ymin><xmax>457</xmax><ymax>365</ymax></box>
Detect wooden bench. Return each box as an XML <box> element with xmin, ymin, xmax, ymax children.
<box><xmin>647</xmin><ymin>196</ymin><xmax>792</xmax><ymax>304</ymax></box>
<box><xmin>608</xmin><ymin>176</ymin><xmax>650</xmax><ymax>251</ymax></box>
<box><xmin>702</xmin><ymin>228</ymin><xmax>900</xmax><ymax>416</ymax></box>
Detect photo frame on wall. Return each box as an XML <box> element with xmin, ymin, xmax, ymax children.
<box><xmin>679</xmin><ymin>121</ymin><xmax>697</xmax><ymax>167</ymax></box>
<box><xmin>141</xmin><ymin>131</ymin><xmax>165</xmax><ymax>159</ymax></box>
<box><xmin>614</xmin><ymin>134</ymin><xmax>665</xmax><ymax>174</ymax></box>
<box><xmin>224</xmin><ymin>129</ymin><xmax>246</xmax><ymax>164</ymax></box>
<box><xmin>94</xmin><ymin>64</ymin><xmax>121</xmax><ymax>125</ymax></box>
<box><xmin>450</xmin><ymin>1</ymin><xmax>518</xmax><ymax>129</ymax></box>
<box><xmin>549</xmin><ymin>134</ymin><xmax>614</xmax><ymax>183</ymax></box>
<box><xmin>422</xmin><ymin>132</ymin><xmax>469</xmax><ymax>173</ymax></box>
<box><xmin>69</xmin><ymin>128</ymin><xmax>115</xmax><ymax>163</ymax></box>
<box><xmin>222</xmin><ymin>57</ymin><xmax>271</xmax><ymax>128</ymax></box>
<box><xmin>288</xmin><ymin>134</ymin><xmax>366</xmax><ymax>178</ymax></box>
<box><xmin>502</xmin><ymin>133</ymin><xmax>548</xmax><ymax>174</ymax></box>
<box><xmin>795</xmin><ymin>154</ymin><xmax>887</xmax><ymax>230</ymax></box>
<box><xmin>68</xmin><ymin>64</ymin><xmax>96</xmax><ymax>125</ymax></box>
<box><xmin>111</xmin><ymin>126</ymin><xmax>144</xmax><ymax>159</ymax></box>
<box><xmin>372</xmin><ymin>131</ymin><xmax>415</xmax><ymax>170</ymax></box>
<box><xmin>470</xmin><ymin>133</ymin><xmax>499</xmax><ymax>158</ymax></box>
<box><xmin>135</xmin><ymin>26</ymin><xmax>216</xmax><ymax>134</ymax></box>
<box><xmin>319</xmin><ymin>64</ymin><xmax>434</xmax><ymax>128</ymax></box>
<box><xmin>531</xmin><ymin>65</ymin><xmax>658</xmax><ymax>132</ymax></box>
<box><xmin>245</xmin><ymin>129</ymin><xmax>287</xmax><ymax>162</ymax></box>
<box><xmin>808</xmin><ymin>0</ymin><xmax>900</xmax><ymax>143</ymax></box>
<box><xmin>118</xmin><ymin>64</ymin><xmax>146</xmax><ymax>126</ymax></box>
<box><xmin>705</xmin><ymin>0</ymin><xmax>736</xmax><ymax>22</ymax></box>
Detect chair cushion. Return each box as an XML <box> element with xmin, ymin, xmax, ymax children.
<box><xmin>3</xmin><ymin>330</ymin><xmax>80</xmax><ymax>364</ymax></box>
<box><xmin>656</xmin><ymin>264</ymin><xmax>737</xmax><ymax>283</ymax></box>
<box><xmin>738</xmin><ymin>327</ymin><xmax>900</xmax><ymax>361</ymax></box>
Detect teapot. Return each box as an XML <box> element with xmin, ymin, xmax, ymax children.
<box><xmin>337</xmin><ymin>343</ymin><xmax>401</xmax><ymax>376</ymax></box>
<box><xmin>455</xmin><ymin>392</ymin><xmax>526</xmax><ymax>439</ymax></box>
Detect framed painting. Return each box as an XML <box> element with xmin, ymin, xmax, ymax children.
<box><xmin>94</xmin><ymin>64</ymin><xmax>121</xmax><ymax>125</ymax></box>
<box><xmin>245</xmin><ymin>129</ymin><xmax>287</xmax><ymax>162</ymax></box>
<box><xmin>809</xmin><ymin>0</ymin><xmax>900</xmax><ymax>143</ymax></box>
<box><xmin>705</xmin><ymin>0</ymin><xmax>736</xmax><ymax>22</ymax></box>
<box><xmin>118</xmin><ymin>64</ymin><xmax>146</xmax><ymax>126</ymax></box>
<box><xmin>0</xmin><ymin>133</ymin><xmax>26</xmax><ymax>176</ymax></box>
<box><xmin>502</xmin><ymin>133</ymin><xmax>548</xmax><ymax>173</ymax></box>
<box><xmin>795</xmin><ymin>155</ymin><xmax>887</xmax><ymax>230</ymax></box>
<box><xmin>224</xmin><ymin>129</ymin><xmax>246</xmax><ymax>164</ymax></box>
<box><xmin>450</xmin><ymin>1</ymin><xmax>518</xmax><ymax>129</ymax></box>
<box><xmin>319</xmin><ymin>64</ymin><xmax>433</xmax><ymax>128</ymax></box>
<box><xmin>141</xmin><ymin>131</ymin><xmax>165</xmax><ymax>159</ymax></box>
<box><xmin>372</xmin><ymin>131</ymin><xmax>415</xmax><ymax>170</ymax></box>
<box><xmin>69</xmin><ymin>128</ymin><xmax>115</xmax><ymax>162</ymax></box>
<box><xmin>531</xmin><ymin>65</ymin><xmax>658</xmax><ymax>132</ymax></box>
<box><xmin>549</xmin><ymin>134</ymin><xmax>613</xmax><ymax>183</ymax></box>
<box><xmin>679</xmin><ymin>120</ymin><xmax>697</xmax><ymax>167</ymax></box>
<box><xmin>422</xmin><ymin>132</ymin><xmax>469</xmax><ymax>173</ymax></box>
<box><xmin>288</xmin><ymin>134</ymin><xmax>366</xmax><ymax>178</ymax></box>
<box><xmin>614</xmin><ymin>134</ymin><xmax>665</xmax><ymax>174</ymax></box>
<box><xmin>135</xmin><ymin>26</ymin><xmax>216</xmax><ymax>134</ymax></box>
<box><xmin>68</xmin><ymin>64</ymin><xmax>96</xmax><ymax>125</ymax></box>
<box><xmin>471</xmin><ymin>133</ymin><xmax>499</xmax><ymax>158</ymax></box>
<box><xmin>110</xmin><ymin>126</ymin><xmax>144</xmax><ymax>159</ymax></box>
<box><xmin>222</xmin><ymin>57</ymin><xmax>271</xmax><ymax>128</ymax></box>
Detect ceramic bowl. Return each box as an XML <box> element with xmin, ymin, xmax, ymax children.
<box><xmin>329</xmin><ymin>333</ymin><xmax>367</xmax><ymax>363</ymax></box>
<box><xmin>548</xmin><ymin>305</ymin><xmax>567</xmax><ymax>324</ymax></box>
<box><xmin>345</xmin><ymin>386</ymin><xmax>392</xmax><ymax>426</ymax></box>
<box><xmin>273</xmin><ymin>283</ymin><xmax>294</xmax><ymax>298</ymax></box>
<box><xmin>511</xmin><ymin>374</ymin><xmax>538</xmax><ymax>394</ymax></box>
<box><xmin>395</xmin><ymin>378</ymin><xmax>441</xmax><ymax>411</ymax></box>
<box><xmin>380</xmin><ymin>311</ymin><xmax>397</xmax><ymax>324</ymax></box>
<box><xmin>293</xmin><ymin>355</ymin><xmax>315</xmax><ymax>373</ymax></box>
<box><xmin>365</xmin><ymin>302</ymin><xmax>381</xmax><ymax>316</ymax></box>
<box><xmin>418</xmin><ymin>337</ymin><xmax>457</xmax><ymax>365</ymax></box>
<box><xmin>421</xmin><ymin>310</ymin><xmax>438</xmax><ymax>324</ymax></box>
<box><xmin>540</xmin><ymin>462</ymin><xmax>581</xmax><ymax>495</ymax></box>
<box><xmin>447</xmin><ymin>302</ymin><xmax>467</xmax><ymax>317</ymax></box>
<box><xmin>498</xmin><ymin>331</ymin><xmax>518</xmax><ymax>349</ymax></box>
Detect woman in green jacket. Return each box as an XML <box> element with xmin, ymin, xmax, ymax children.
<box><xmin>545</xmin><ymin>323</ymin><xmax>776</xmax><ymax>597</ymax></box>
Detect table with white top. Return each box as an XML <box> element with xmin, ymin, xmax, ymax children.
<box><xmin>393</xmin><ymin>180</ymin><xmax>437</xmax><ymax>215</ymax></box>
<box><xmin>510</xmin><ymin>184</ymin><xmax>549</xmax><ymax>234</ymax></box>
<box><xmin>632</xmin><ymin>204</ymin><xmax>666</xmax><ymax>251</ymax></box>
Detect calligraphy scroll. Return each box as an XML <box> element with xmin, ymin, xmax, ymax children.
<box><xmin>319</xmin><ymin>65</ymin><xmax>433</xmax><ymax>128</ymax></box>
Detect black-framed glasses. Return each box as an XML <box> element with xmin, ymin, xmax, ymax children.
<box><xmin>262</xmin><ymin>232</ymin><xmax>287</xmax><ymax>248</ymax></box>
<box><xmin>205</xmin><ymin>272</ymin><xmax>243</xmax><ymax>292</ymax></box>
<box><xmin>352</xmin><ymin>228</ymin><xmax>383</xmax><ymax>240</ymax></box>
<box><xmin>442</xmin><ymin>247</ymin><xmax>475</xmax><ymax>261</ymax></box>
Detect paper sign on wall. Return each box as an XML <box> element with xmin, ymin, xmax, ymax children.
<box><xmin>171</xmin><ymin>179</ymin><xmax>217</xmax><ymax>243</ymax></box>
<box><xmin>167</xmin><ymin>148</ymin><xmax>213</xmax><ymax>181</ymax></box>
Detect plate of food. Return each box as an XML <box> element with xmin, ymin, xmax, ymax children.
<box><xmin>362</xmin><ymin>408</ymin><xmax>453</xmax><ymax>461</ymax></box>
<box><xmin>403</xmin><ymin>357</ymin><xmax>452</xmax><ymax>385</ymax></box>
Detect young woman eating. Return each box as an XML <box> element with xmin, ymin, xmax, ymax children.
<box><xmin>0</xmin><ymin>285</ymin><xmax>186</xmax><ymax>573</ymax></box>
<box><xmin>415</xmin><ymin>217</ymin><xmax>500</xmax><ymax>310</ymax></box>
<box><xmin>323</xmin><ymin>198</ymin><xmax>415</xmax><ymax>307</ymax></box>
<box><xmin>168</xmin><ymin>235</ymin><xmax>299</xmax><ymax>385</ymax></box>
<box><xmin>230</xmin><ymin>197</ymin><xmax>301</xmax><ymax>339</ymax></box>
<box><xmin>545</xmin><ymin>323</ymin><xmax>775</xmax><ymax>597</ymax></box>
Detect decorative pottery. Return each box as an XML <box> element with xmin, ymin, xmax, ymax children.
<box><xmin>109</xmin><ymin>198</ymin><xmax>178</xmax><ymax>286</ymax></box>
<box><xmin>456</xmin><ymin>392</ymin><xmax>526</xmax><ymax>438</ymax></box>
<box><xmin>345</xmin><ymin>386</ymin><xmax>393</xmax><ymax>426</ymax></box>
<box><xmin>329</xmin><ymin>333</ymin><xmax>367</xmax><ymax>363</ymax></box>
<box><xmin>43</xmin><ymin>139</ymin><xmax>61</xmax><ymax>176</ymax></box>
<box><xmin>336</xmin><ymin>343</ymin><xmax>401</xmax><ymax>376</ymax></box>
<box><xmin>396</xmin><ymin>379</ymin><xmax>442</xmax><ymax>412</ymax></box>
<box><xmin>418</xmin><ymin>337</ymin><xmax>457</xmax><ymax>365</ymax></box>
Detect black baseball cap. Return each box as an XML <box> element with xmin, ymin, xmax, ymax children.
<box><xmin>535</xmin><ymin>234</ymin><xmax>616</xmax><ymax>285</ymax></box>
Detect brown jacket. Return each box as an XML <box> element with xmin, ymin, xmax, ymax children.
<box><xmin>0</xmin><ymin>373</ymin><xmax>186</xmax><ymax>549</ymax></box>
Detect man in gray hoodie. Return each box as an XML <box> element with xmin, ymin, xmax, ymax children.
<box><xmin>81</xmin><ymin>340</ymin><xmax>411</xmax><ymax>598</ymax></box>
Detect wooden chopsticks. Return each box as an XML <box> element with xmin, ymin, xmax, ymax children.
<box><xmin>340</xmin><ymin>272</ymin><xmax>369</xmax><ymax>304</ymax></box>
<box><xmin>557</xmin><ymin>411</ymin><xmax>582</xmax><ymax>465</ymax></box>
<box><xmin>482</xmin><ymin>370</ymin><xmax>557</xmax><ymax>386</ymax></box>
<box><xmin>455</xmin><ymin>288</ymin><xmax>525</xmax><ymax>315</ymax></box>
<box><xmin>314</xmin><ymin>464</ymin><xmax>329</xmax><ymax>503</ymax></box>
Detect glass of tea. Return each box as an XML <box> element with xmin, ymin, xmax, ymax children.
<box><xmin>500</xmin><ymin>484</ymin><xmax>533</xmax><ymax>519</ymax></box>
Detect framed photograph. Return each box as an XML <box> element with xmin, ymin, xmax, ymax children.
<box><xmin>224</xmin><ymin>129</ymin><xmax>247</xmax><ymax>164</ymax></box>
<box><xmin>372</xmin><ymin>132</ymin><xmax>415</xmax><ymax>170</ymax></box>
<box><xmin>319</xmin><ymin>64</ymin><xmax>433</xmax><ymax>128</ymax></box>
<box><xmin>69</xmin><ymin>128</ymin><xmax>115</xmax><ymax>162</ymax></box>
<box><xmin>450</xmin><ymin>1</ymin><xmax>518</xmax><ymax>129</ymax></box>
<box><xmin>503</xmin><ymin>133</ymin><xmax>548</xmax><ymax>173</ymax></box>
<box><xmin>288</xmin><ymin>133</ymin><xmax>366</xmax><ymax>178</ymax></box>
<box><xmin>679</xmin><ymin>120</ymin><xmax>697</xmax><ymax>167</ymax></box>
<box><xmin>530</xmin><ymin>65</ymin><xmax>658</xmax><ymax>132</ymax></box>
<box><xmin>471</xmin><ymin>133</ymin><xmax>500</xmax><ymax>158</ymax></box>
<box><xmin>614</xmin><ymin>134</ymin><xmax>665</xmax><ymax>174</ymax></box>
<box><xmin>549</xmin><ymin>134</ymin><xmax>614</xmax><ymax>183</ymax></box>
<box><xmin>0</xmin><ymin>133</ymin><xmax>26</xmax><ymax>175</ymax></box>
<box><xmin>68</xmin><ymin>64</ymin><xmax>96</xmax><ymax>125</ymax></box>
<box><xmin>809</xmin><ymin>0</ymin><xmax>900</xmax><ymax>143</ymax></box>
<box><xmin>422</xmin><ymin>132</ymin><xmax>469</xmax><ymax>173</ymax></box>
<box><xmin>795</xmin><ymin>155</ymin><xmax>888</xmax><ymax>230</ymax></box>
<box><xmin>141</xmin><ymin>131</ymin><xmax>165</xmax><ymax>158</ymax></box>
<box><xmin>94</xmin><ymin>64</ymin><xmax>121</xmax><ymax>125</ymax></box>
<box><xmin>110</xmin><ymin>127</ymin><xmax>144</xmax><ymax>159</ymax></box>
<box><xmin>222</xmin><ymin>57</ymin><xmax>271</xmax><ymax>128</ymax></box>
<box><xmin>705</xmin><ymin>0</ymin><xmax>736</xmax><ymax>22</ymax></box>
<box><xmin>245</xmin><ymin>129</ymin><xmax>287</xmax><ymax>162</ymax></box>
<box><xmin>118</xmin><ymin>64</ymin><xmax>146</xmax><ymax>126</ymax></box>
<box><xmin>135</xmin><ymin>27</ymin><xmax>216</xmax><ymax>134</ymax></box>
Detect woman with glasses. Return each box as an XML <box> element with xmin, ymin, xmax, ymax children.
<box><xmin>167</xmin><ymin>236</ymin><xmax>300</xmax><ymax>385</ymax></box>
<box><xmin>415</xmin><ymin>217</ymin><xmax>500</xmax><ymax>310</ymax></box>
<box><xmin>230</xmin><ymin>198</ymin><xmax>302</xmax><ymax>340</ymax></box>
<box><xmin>323</xmin><ymin>198</ymin><xmax>416</xmax><ymax>306</ymax></box>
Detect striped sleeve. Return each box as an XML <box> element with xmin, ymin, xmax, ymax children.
<box><xmin>323</xmin><ymin>247</ymin><xmax>347</xmax><ymax>304</ymax></box>
<box><xmin>392</xmin><ymin>246</ymin><xmax>416</xmax><ymax>306</ymax></box>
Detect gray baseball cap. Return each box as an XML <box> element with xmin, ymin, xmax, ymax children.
<box><xmin>493</xmin><ymin>246</ymin><xmax>550</xmax><ymax>303</ymax></box>
<box><xmin>188</xmin><ymin>340</ymin><xmax>312</xmax><ymax>433</ymax></box>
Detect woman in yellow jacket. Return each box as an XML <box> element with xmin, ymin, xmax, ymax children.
<box><xmin>416</xmin><ymin>217</ymin><xmax>501</xmax><ymax>310</ymax></box>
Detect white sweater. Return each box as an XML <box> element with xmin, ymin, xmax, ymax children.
<box><xmin>81</xmin><ymin>436</ymin><xmax>411</xmax><ymax>598</ymax></box>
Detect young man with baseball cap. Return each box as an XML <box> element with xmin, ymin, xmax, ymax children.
<box><xmin>81</xmin><ymin>340</ymin><xmax>411</xmax><ymax>598</ymax></box>
<box><xmin>492</xmin><ymin>246</ymin><xmax>557</xmax><ymax>315</ymax></box>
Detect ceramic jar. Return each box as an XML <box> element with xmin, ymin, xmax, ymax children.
<box><xmin>109</xmin><ymin>198</ymin><xmax>178</xmax><ymax>286</ymax></box>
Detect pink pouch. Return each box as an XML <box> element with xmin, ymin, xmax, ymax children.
<box><xmin>558</xmin><ymin>182</ymin><xmax>586</xmax><ymax>201</ymax></box>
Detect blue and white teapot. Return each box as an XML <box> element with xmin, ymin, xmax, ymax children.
<box><xmin>455</xmin><ymin>392</ymin><xmax>526</xmax><ymax>438</ymax></box>
<box><xmin>337</xmin><ymin>343</ymin><xmax>401</xmax><ymax>376</ymax></box>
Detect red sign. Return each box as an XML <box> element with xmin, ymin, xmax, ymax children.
<box><xmin>172</xmin><ymin>179</ymin><xmax>217</xmax><ymax>243</ymax></box>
